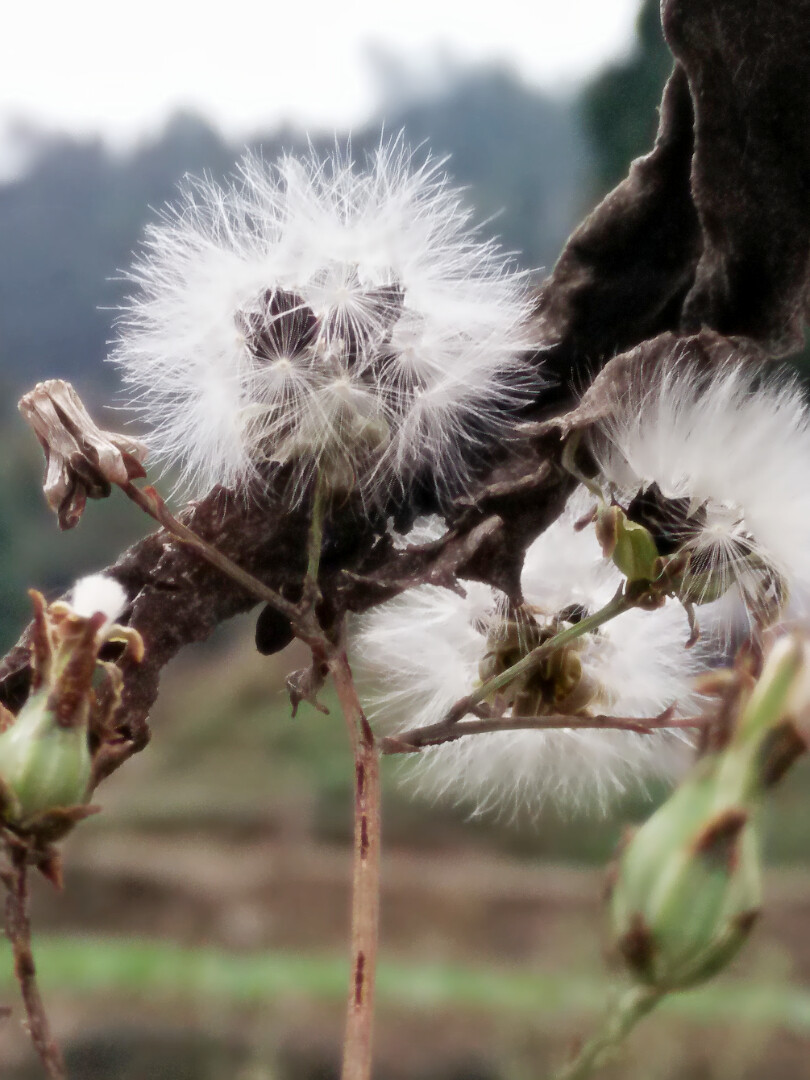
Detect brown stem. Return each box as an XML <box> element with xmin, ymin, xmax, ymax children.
<box><xmin>328</xmin><ymin>649</ymin><xmax>381</xmax><ymax>1080</ymax></box>
<box><xmin>381</xmin><ymin>708</ymin><xmax>705</xmax><ymax>754</ymax></box>
<box><xmin>130</xmin><ymin>475</ymin><xmax>381</xmax><ymax>1078</ymax></box>
<box><xmin>121</xmin><ymin>482</ymin><xmax>303</xmax><ymax>626</ymax></box>
<box><xmin>3</xmin><ymin>851</ymin><xmax>66</xmax><ymax>1080</ymax></box>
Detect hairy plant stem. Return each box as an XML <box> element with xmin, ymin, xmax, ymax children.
<box><xmin>3</xmin><ymin>851</ymin><xmax>66</xmax><ymax>1080</ymax></box>
<box><xmin>329</xmin><ymin>649</ymin><xmax>382</xmax><ymax>1080</ymax></box>
<box><xmin>551</xmin><ymin>985</ymin><xmax>662</xmax><ymax>1080</ymax></box>
<box><xmin>445</xmin><ymin>589</ymin><xmax>633</xmax><ymax>723</ymax></box>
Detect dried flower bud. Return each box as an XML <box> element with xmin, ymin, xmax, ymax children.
<box><xmin>19</xmin><ymin>379</ymin><xmax>147</xmax><ymax>529</ymax></box>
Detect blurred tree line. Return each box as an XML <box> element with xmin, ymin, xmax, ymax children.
<box><xmin>0</xmin><ymin>71</ymin><xmax>591</xmax><ymax>399</ymax></box>
<box><xmin>0</xmin><ymin>0</ymin><xmax>709</xmax><ymax>651</ymax></box>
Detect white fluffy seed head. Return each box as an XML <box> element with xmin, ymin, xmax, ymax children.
<box><xmin>70</xmin><ymin>575</ymin><xmax>128</xmax><ymax>625</ymax></box>
<box><xmin>587</xmin><ymin>360</ymin><xmax>810</xmax><ymax>625</ymax></box>
<box><xmin>111</xmin><ymin>140</ymin><xmax>540</xmax><ymax>503</ymax></box>
<box><xmin>353</xmin><ymin>492</ymin><xmax>702</xmax><ymax>818</ymax></box>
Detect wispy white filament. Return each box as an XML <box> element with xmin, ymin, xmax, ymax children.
<box><xmin>588</xmin><ymin>360</ymin><xmax>810</xmax><ymax>623</ymax></box>
<box><xmin>111</xmin><ymin>140</ymin><xmax>539</xmax><ymax>501</ymax></box>
<box><xmin>353</xmin><ymin>494</ymin><xmax>701</xmax><ymax>817</ymax></box>
<box><xmin>70</xmin><ymin>575</ymin><xmax>128</xmax><ymax>625</ymax></box>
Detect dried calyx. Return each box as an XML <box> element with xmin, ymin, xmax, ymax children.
<box><xmin>236</xmin><ymin>285</ymin><xmax>396</xmax><ymax>492</ymax></box>
<box><xmin>18</xmin><ymin>379</ymin><xmax>147</xmax><ymax>531</ymax></box>
<box><xmin>478</xmin><ymin>606</ymin><xmax>601</xmax><ymax>718</ymax></box>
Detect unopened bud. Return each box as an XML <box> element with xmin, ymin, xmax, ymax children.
<box><xmin>739</xmin><ymin>635</ymin><xmax>810</xmax><ymax>746</ymax></box>
<box><xmin>715</xmin><ymin>633</ymin><xmax>810</xmax><ymax>802</ymax></box>
<box><xmin>0</xmin><ymin>690</ymin><xmax>92</xmax><ymax>823</ymax></box>
<box><xmin>610</xmin><ymin>633</ymin><xmax>810</xmax><ymax>992</ymax></box>
<box><xmin>610</xmin><ymin>763</ymin><xmax>761</xmax><ymax>991</ymax></box>
<box><xmin>596</xmin><ymin>505</ymin><xmax>660</xmax><ymax>585</ymax></box>
<box><xmin>0</xmin><ymin>579</ymin><xmax>143</xmax><ymax>829</ymax></box>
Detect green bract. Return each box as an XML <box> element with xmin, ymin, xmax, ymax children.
<box><xmin>0</xmin><ymin>690</ymin><xmax>92</xmax><ymax>824</ymax></box>
<box><xmin>596</xmin><ymin>506</ymin><xmax>660</xmax><ymax>586</ymax></box>
<box><xmin>610</xmin><ymin>635</ymin><xmax>810</xmax><ymax>992</ymax></box>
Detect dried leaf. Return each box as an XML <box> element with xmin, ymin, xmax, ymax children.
<box><xmin>18</xmin><ymin>380</ymin><xmax>147</xmax><ymax>530</ymax></box>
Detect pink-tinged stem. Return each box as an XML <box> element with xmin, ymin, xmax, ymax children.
<box><xmin>3</xmin><ymin>851</ymin><xmax>66</xmax><ymax>1080</ymax></box>
<box><xmin>329</xmin><ymin>650</ymin><xmax>381</xmax><ymax>1080</ymax></box>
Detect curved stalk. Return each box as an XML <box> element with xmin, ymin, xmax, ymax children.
<box><xmin>3</xmin><ymin>851</ymin><xmax>66</xmax><ymax>1079</ymax></box>
<box><xmin>551</xmin><ymin>985</ymin><xmax>662</xmax><ymax>1080</ymax></box>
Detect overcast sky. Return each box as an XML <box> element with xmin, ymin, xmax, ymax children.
<box><xmin>1</xmin><ymin>0</ymin><xmax>641</xmax><ymax>148</ymax></box>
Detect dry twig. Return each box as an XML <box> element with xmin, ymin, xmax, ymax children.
<box><xmin>381</xmin><ymin>706</ymin><xmax>705</xmax><ymax>755</ymax></box>
<box><xmin>2</xmin><ymin>850</ymin><xmax>66</xmax><ymax>1080</ymax></box>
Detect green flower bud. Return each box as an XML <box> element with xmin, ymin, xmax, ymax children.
<box><xmin>610</xmin><ymin>632</ymin><xmax>810</xmax><ymax>993</ymax></box>
<box><xmin>0</xmin><ymin>689</ymin><xmax>92</xmax><ymax>824</ymax></box>
<box><xmin>596</xmin><ymin>505</ymin><xmax>660</xmax><ymax>586</ymax></box>
<box><xmin>610</xmin><ymin>762</ymin><xmax>761</xmax><ymax>991</ymax></box>
<box><xmin>0</xmin><ymin>580</ymin><xmax>143</xmax><ymax>833</ymax></box>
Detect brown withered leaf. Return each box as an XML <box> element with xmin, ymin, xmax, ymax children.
<box><xmin>534</xmin><ymin>66</ymin><xmax>700</xmax><ymax>383</ymax></box>
<box><xmin>19</xmin><ymin>379</ymin><xmax>148</xmax><ymax>530</ymax></box>
<box><xmin>530</xmin><ymin>330</ymin><xmax>767</xmax><ymax>442</ymax></box>
<box><xmin>663</xmin><ymin>0</ymin><xmax>810</xmax><ymax>354</ymax></box>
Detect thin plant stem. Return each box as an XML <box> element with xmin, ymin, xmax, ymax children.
<box><xmin>120</xmin><ymin>482</ymin><xmax>301</xmax><ymax>625</ymax></box>
<box><xmin>446</xmin><ymin>589</ymin><xmax>632</xmax><ymax>723</ymax></box>
<box><xmin>381</xmin><ymin>709</ymin><xmax>704</xmax><ymax>754</ymax></box>
<box><xmin>305</xmin><ymin>471</ymin><xmax>328</xmax><ymax>592</ymax></box>
<box><xmin>3</xmin><ymin>851</ymin><xmax>66</xmax><ymax>1080</ymax></box>
<box><xmin>551</xmin><ymin>985</ymin><xmax>662</xmax><ymax>1080</ymax></box>
<box><xmin>329</xmin><ymin>649</ymin><xmax>382</xmax><ymax>1080</ymax></box>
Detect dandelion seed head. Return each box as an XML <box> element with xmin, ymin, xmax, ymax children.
<box><xmin>589</xmin><ymin>361</ymin><xmax>810</xmax><ymax>626</ymax></box>
<box><xmin>112</xmin><ymin>139</ymin><xmax>539</xmax><ymax>501</ymax></box>
<box><xmin>353</xmin><ymin>492</ymin><xmax>700</xmax><ymax>818</ymax></box>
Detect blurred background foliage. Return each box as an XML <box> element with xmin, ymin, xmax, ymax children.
<box><xmin>2</xmin><ymin>1</ymin><xmax>810</xmax><ymax>1076</ymax></box>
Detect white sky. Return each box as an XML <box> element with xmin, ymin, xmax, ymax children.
<box><xmin>0</xmin><ymin>0</ymin><xmax>641</xmax><ymax>146</ymax></box>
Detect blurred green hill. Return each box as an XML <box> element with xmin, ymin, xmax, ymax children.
<box><xmin>0</xmin><ymin>67</ymin><xmax>592</xmax><ymax>399</ymax></box>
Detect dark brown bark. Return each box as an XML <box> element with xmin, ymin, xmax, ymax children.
<box><xmin>663</xmin><ymin>0</ymin><xmax>810</xmax><ymax>353</ymax></box>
